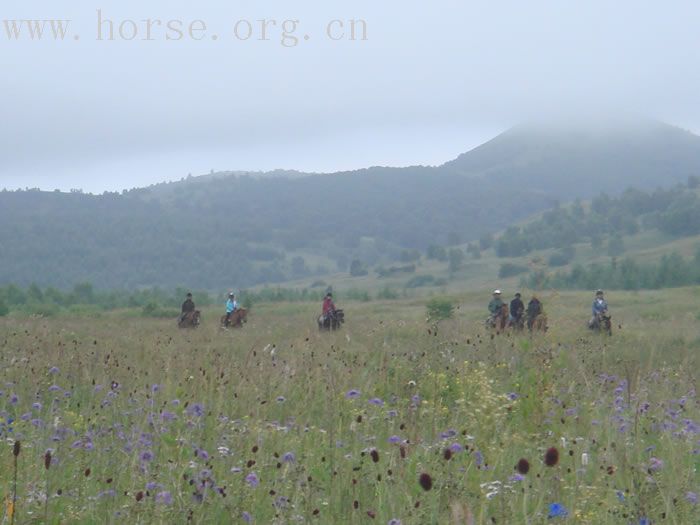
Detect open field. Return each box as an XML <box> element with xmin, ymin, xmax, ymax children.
<box><xmin>1</xmin><ymin>289</ymin><xmax>699</xmax><ymax>524</ymax></box>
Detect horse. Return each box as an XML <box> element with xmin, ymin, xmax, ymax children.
<box><xmin>527</xmin><ymin>313</ymin><xmax>548</xmax><ymax>333</ymax></box>
<box><xmin>178</xmin><ymin>310</ymin><xmax>201</xmax><ymax>329</ymax></box>
<box><xmin>318</xmin><ymin>309</ymin><xmax>344</xmax><ymax>331</ymax></box>
<box><xmin>486</xmin><ymin>304</ymin><xmax>509</xmax><ymax>331</ymax></box>
<box><xmin>220</xmin><ymin>308</ymin><xmax>248</xmax><ymax>329</ymax></box>
<box><xmin>589</xmin><ymin>312</ymin><xmax>612</xmax><ymax>336</ymax></box>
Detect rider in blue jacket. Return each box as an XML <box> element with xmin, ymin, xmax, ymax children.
<box><xmin>590</xmin><ymin>289</ymin><xmax>608</xmax><ymax>326</ymax></box>
<box><xmin>225</xmin><ymin>292</ymin><xmax>238</xmax><ymax>326</ymax></box>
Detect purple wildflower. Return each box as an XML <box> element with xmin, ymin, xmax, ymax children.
<box><xmin>10</xmin><ymin>394</ymin><xmax>18</xmax><ymax>405</ymax></box>
<box><xmin>242</xmin><ymin>511</ymin><xmax>253</xmax><ymax>523</ymax></box>
<box><xmin>648</xmin><ymin>457</ymin><xmax>664</xmax><ymax>471</ymax></box>
<box><xmin>245</xmin><ymin>472</ymin><xmax>259</xmax><ymax>488</ymax></box>
<box><xmin>155</xmin><ymin>491</ymin><xmax>173</xmax><ymax>505</ymax></box>
<box><xmin>369</xmin><ymin>398</ymin><xmax>384</xmax><ymax>407</ymax></box>
<box><xmin>146</xmin><ymin>481</ymin><xmax>159</xmax><ymax>491</ymax></box>
<box><xmin>49</xmin><ymin>366</ymin><xmax>59</xmax><ymax>374</ymax></box>
<box><xmin>439</xmin><ymin>429</ymin><xmax>457</xmax><ymax>440</ymax></box>
<box><xmin>449</xmin><ymin>443</ymin><xmax>464</xmax><ymax>453</ymax></box>
<box><xmin>388</xmin><ymin>435</ymin><xmax>402</xmax><ymax>444</ymax></box>
<box><xmin>140</xmin><ymin>450</ymin><xmax>154</xmax><ymax>462</ymax></box>
<box><xmin>282</xmin><ymin>452</ymin><xmax>296</xmax><ymax>463</ymax></box>
<box><xmin>388</xmin><ymin>520</ymin><xmax>402</xmax><ymax>525</ymax></box>
<box><xmin>32</xmin><ymin>402</ymin><xmax>42</xmax><ymax>411</ymax></box>
<box><xmin>345</xmin><ymin>389</ymin><xmax>361</xmax><ymax>399</ymax></box>
<box><xmin>685</xmin><ymin>491</ymin><xmax>697</xmax><ymax>505</ymax></box>
<box><xmin>47</xmin><ymin>384</ymin><xmax>61</xmax><ymax>392</ymax></box>
<box><xmin>187</xmin><ymin>403</ymin><xmax>205</xmax><ymax>417</ymax></box>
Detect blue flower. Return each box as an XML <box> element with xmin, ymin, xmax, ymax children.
<box><xmin>548</xmin><ymin>503</ymin><xmax>568</xmax><ymax>519</ymax></box>
<box><xmin>345</xmin><ymin>389</ymin><xmax>361</xmax><ymax>399</ymax></box>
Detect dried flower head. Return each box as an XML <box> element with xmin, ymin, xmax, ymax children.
<box><xmin>418</xmin><ymin>473</ymin><xmax>433</xmax><ymax>491</ymax></box>
<box><xmin>544</xmin><ymin>447</ymin><xmax>559</xmax><ymax>467</ymax></box>
<box><xmin>516</xmin><ymin>458</ymin><xmax>530</xmax><ymax>474</ymax></box>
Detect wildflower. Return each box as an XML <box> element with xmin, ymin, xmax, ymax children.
<box><xmin>516</xmin><ymin>458</ymin><xmax>530</xmax><ymax>475</ymax></box>
<box><xmin>547</xmin><ymin>503</ymin><xmax>568</xmax><ymax>518</ymax></box>
<box><xmin>418</xmin><ymin>473</ymin><xmax>433</xmax><ymax>491</ymax></box>
<box><xmin>155</xmin><ymin>491</ymin><xmax>173</xmax><ymax>505</ymax></box>
<box><xmin>245</xmin><ymin>472</ymin><xmax>259</xmax><ymax>487</ymax></box>
<box><xmin>648</xmin><ymin>457</ymin><xmax>663</xmax><ymax>471</ymax></box>
<box><xmin>544</xmin><ymin>447</ymin><xmax>559</xmax><ymax>467</ymax></box>
<box><xmin>49</xmin><ymin>366</ymin><xmax>60</xmax><ymax>374</ymax></box>
<box><xmin>151</xmin><ymin>384</ymin><xmax>160</xmax><ymax>393</ymax></box>
<box><xmin>388</xmin><ymin>520</ymin><xmax>402</xmax><ymax>525</ymax></box>
<box><xmin>276</xmin><ymin>396</ymin><xmax>286</xmax><ymax>403</ymax></box>
<box><xmin>440</xmin><ymin>429</ymin><xmax>457</xmax><ymax>440</ymax></box>
<box><xmin>140</xmin><ymin>450</ymin><xmax>154</xmax><ymax>462</ymax></box>
<box><xmin>507</xmin><ymin>392</ymin><xmax>519</xmax><ymax>400</ymax></box>
<box><xmin>10</xmin><ymin>393</ymin><xmax>18</xmax><ymax>405</ymax></box>
<box><xmin>581</xmin><ymin>453</ymin><xmax>589</xmax><ymax>466</ymax></box>
<box><xmin>282</xmin><ymin>452</ymin><xmax>296</xmax><ymax>463</ymax></box>
<box><xmin>32</xmin><ymin>402</ymin><xmax>42</xmax><ymax>411</ymax></box>
<box><xmin>242</xmin><ymin>511</ymin><xmax>253</xmax><ymax>523</ymax></box>
<box><xmin>48</xmin><ymin>385</ymin><xmax>61</xmax><ymax>392</ymax></box>
<box><xmin>370</xmin><ymin>449</ymin><xmax>380</xmax><ymax>463</ymax></box>
<box><xmin>449</xmin><ymin>443</ymin><xmax>464</xmax><ymax>453</ymax></box>
<box><xmin>474</xmin><ymin>450</ymin><xmax>484</xmax><ymax>467</ymax></box>
<box><xmin>369</xmin><ymin>398</ymin><xmax>384</xmax><ymax>407</ymax></box>
<box><xmin>686</xmin><ymin>491</ymin><xmax>698</xmax><ymax>504</ymax></box>
<box><xmin>509</xmin><ymin>474</ymin><xmax>525</xmax><ymax>482</ymax></box>
<box><xmin>387</xmin><ymin>410</ymin><xmax>398</xmax><ymax>418</ymax></box>
<box><xmin>146</xmin><ymin>481</ymin><xmax>159</xmax><ymax>491</ymax></box>
<box><xmin>187</xmin><ymin>403</ymin><xmax>205</xmax><ymax>417</ymax></box>
<box><xmin>346</xmin><ymin>389</ymin><xmax>361</xmax><ymax>399</ymax></box>
<box><xmin>388</xmin><ymin>435</ymin><xmax>402</xmax><ymax>444</ymax></box>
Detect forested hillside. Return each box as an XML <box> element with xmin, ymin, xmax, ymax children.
<box><xmin>2</xmin><ymin>118</ymin><xmax>700</xmax><ymax>290</ymax></box>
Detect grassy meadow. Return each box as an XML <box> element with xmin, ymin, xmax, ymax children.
<box><xmin>1</xmin><ymin>288</ymin><xmax>699</xmax><ymax>524</ymax></box>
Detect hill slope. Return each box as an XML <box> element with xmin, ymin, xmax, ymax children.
<box><xmin>2</xmin><ymin>117</ymin><xmax>699</xmax><ymax>290</ymax></box>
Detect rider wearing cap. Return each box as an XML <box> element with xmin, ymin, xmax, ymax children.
<box><xmin>590</xmin><ymin>289</ymin><xmax>608</xmax><ymax>326</ymax></box>
<box><xmin>180</xmin><ymin>292</ymin><xmax>195</xmax><ymax>324</ymax></box>
<box><xmin>322</xmin><ymin>292</ymin><xmax>336</xmax><ymax>322</ymax></box>
<box><xmin>225</xmin><ymin>292</ymin><xmax>238</xmax><ymax>326</ymax></box>
<box><xmin>488</xmin><ymin>290</ymin><xmax>504</xmax><ymax>318</ymax></box>
<box><xmin>509</xmin><ymin>292</ymin><xmax>524</xmax><ymax>324</ymax></box>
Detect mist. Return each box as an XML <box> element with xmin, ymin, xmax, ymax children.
<box><xmin>2</xmin><ymin>0</ymin><xmax>700</xmax><ymax>192</ymax></box>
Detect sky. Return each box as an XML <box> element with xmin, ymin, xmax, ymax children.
<box><xmin>1</xmin><ymin>0</ymin><xmax>699</xmax><ymax>193</ymax></box>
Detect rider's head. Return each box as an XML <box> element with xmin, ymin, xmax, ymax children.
<box><xmin>229</xmin><ymin>292</ymin><xmax>235</xmax><ymax>298</ymax></box>
<box><xmin>596</xmin><ymin>289</ymin><xmax>604</xmax><ymax>298</ymax></box>
<box><xmin>514</xmin><ymin>292</ymin><xmax>521</xmax><ymax>298</ymax></box>
<box><xmin>493</xmin><ymin>289</ymin><xmax>501</xmax><ymax>297</ymax></box>
<box><xmin>326</xmin><ymin>292</ymin><xmax>333</xmax><ymax>298</ymax></box>
<box><xmin>186</xmin><ymin>293</ymin><xmax>192</xmax><ymax>298</ymax></box>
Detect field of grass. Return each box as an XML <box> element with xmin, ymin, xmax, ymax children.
<box><xmin>1</xmin><ymin>288</ymin><xmax>699</xmax><ymax>524</ymax></box>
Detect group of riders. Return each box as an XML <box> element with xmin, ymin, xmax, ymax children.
<box><xmin>178</xmin><ymin>291</ymin><xmax>245</xmax><ymax>329</ymax></box>
<box><xmin>486</xmin><ymin>288</ymin><xmax>612</xmax><ymax>334</ymax></box>
<box><xmin>178</xmin><ymin>288</ymin><xmax>611</xmax><ymax>334</ymax></box>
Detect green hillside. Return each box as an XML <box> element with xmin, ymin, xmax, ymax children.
<box><xmin>2</xmin><ymin>118</ymin><xmax>700</xmax><ymax>291</ymax></box>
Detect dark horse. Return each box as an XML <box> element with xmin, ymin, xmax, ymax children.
<box><xmin>178</xmin><ymin>310</ymin><xmax>201</xmax><ymax>329</ymax></box>
<box><xmin>589</xmin><ymin>312</ymin><xmax>612</xmax><ymax>336</ymax></box>
<box><xmin>318</xmin><ymin>309</ymin><xmax>344</xmax><ymax>331</ymax></box>
<box><xmin>220</xmin><ymin>308</ymin><xmax>248</xmax><ymax>329</ymax></box>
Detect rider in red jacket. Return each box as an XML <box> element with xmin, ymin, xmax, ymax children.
<box><xmin>322</xmin><ymin>293</ymin><xmax>336</xmax><ymax>316</ymax></box>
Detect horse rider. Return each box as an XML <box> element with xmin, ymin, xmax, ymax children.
<box><xmin>322</xmin><ymin>292</ymin><xmax>337</xmax><ymax>323</ymax></box>
<box><xmin>224</xmin><ymin>292</ymin><xmax>238</xmax><ymax>327</ymax></box>
<box><xmin>526</xmin><ymin>295</ymin><xmax>543</xmax><ymax>330</ymax></box>
<box><xmin>180</xmin><ymin>292</ymin><xmax>195</xmax><ymax>324</ymax></box>
<box><xmin>488</xmin><ymin>290</ymin><xmax>504</xmax><ymax>323</ymax></box>
<box><xmin>589</xmin><ymin>289</ymin><xmax>608</xmax><ymax>327</ymax></box>
<box><xmin>509</xmin><ymin>292</ymin><xmax>525</xmax><ymax>325</ymax></box>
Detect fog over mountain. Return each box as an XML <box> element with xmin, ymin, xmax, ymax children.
<box><xmin>2</xmin><ymin>117</ymin><xmax>699</xmax><ymax>290</ymax></box>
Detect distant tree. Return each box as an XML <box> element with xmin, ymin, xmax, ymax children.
<box><xmin>479</xmin><ymin>233</ymin><xmax>494</xmax><ymax>250</ymax></box>
<box><xmin>466</xmin><ymin>243</ymin><xmax>481</xmax><ymax>259</ymax></box>
<box><xmin>448</xmin><ymin>248</ymin><xmax>465</xmax><ymax>274</ymax></box>
<box><xmin>447</xmin><ymin>232</ymin><xmax>462</xmax><ymax>246</ymax></box>
<box><xmin>400</xmin><ymin>249</ymin><xmax>421</xmax><ymax>263</ymax></box>
<box><xmin>590</xmin><ymin>234</ymin><xmax>603</xmax><ymax>250</ymax></box>
<box><xmin>349</xmin><ymin>259</ymin><xmax>368</xmax><ymax>277</ymax></box>
<box><xmin>426</xmin><ymin>245</ymin><xmax>447</xmax><ymax>261</ymax></box>
<box><xmin>607</xmin><ymin>234</ymin><xmax>625</xmax><ymax>257</ymax></box>
<box><xmin>291</xmin><ymin>256</ymin><xmax>308</xmax><ymax>278</ymax></box>
<box><xmin>688</xmin><ymin>175</ymin><xmax>700</xmax><ymax>189</ymax></box>
<box><xmin>27</xmin><ymin>283</ymin><xmax>44</xmax><ymax>303</ymax></box>
<box><xmin>0</xmin><ymin>298</ymin><xmax>8</xmax><ymax>317</ymax></box>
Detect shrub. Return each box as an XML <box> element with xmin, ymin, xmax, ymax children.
<box><xmin>405</xmin><ymin>275</ymin><xmax>436</xmax><ymax>288</ymax></box>
<box><xmin>426</xmin><ymin>297</ymin><xmax>455</xmax><ymax>320</ymax></box>
<box><xmin>498</xmin><ymin>263</ymin><xmax>529</xmax><ymax>278</ymax></box>
<box><xmin>0</xmin><ymin>298</ymin><xmax>8</xmax><ymax>317</ymax></box>
<box><xmin>376</xmin><ymin>287</ymin><xmax>400</xmax><ymax>300</ymax></box>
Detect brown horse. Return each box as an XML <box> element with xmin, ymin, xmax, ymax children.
<box><xmin>528</xmin><ymin>313</ymin><xmax>548</xmax><ymax>332</ymax></box>
<box><xmin>178</xmin><ymin>310</ymin><xmax>201</xmax><ymax>329</ymax></box>
<box><xmin>221</xmin><ymin>308</ymin><xmax>248</xmax><ymax>328</ymax></box>
<box><xmin>486</xmin><ymin>304</ymin><xmax>509</xmax><ymax>331</ymax></box>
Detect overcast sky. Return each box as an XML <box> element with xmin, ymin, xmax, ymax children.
<box><xmin>1</xmin><ymin>0</ymin><xmax>699</xmax><ymax>193</ymax></box>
